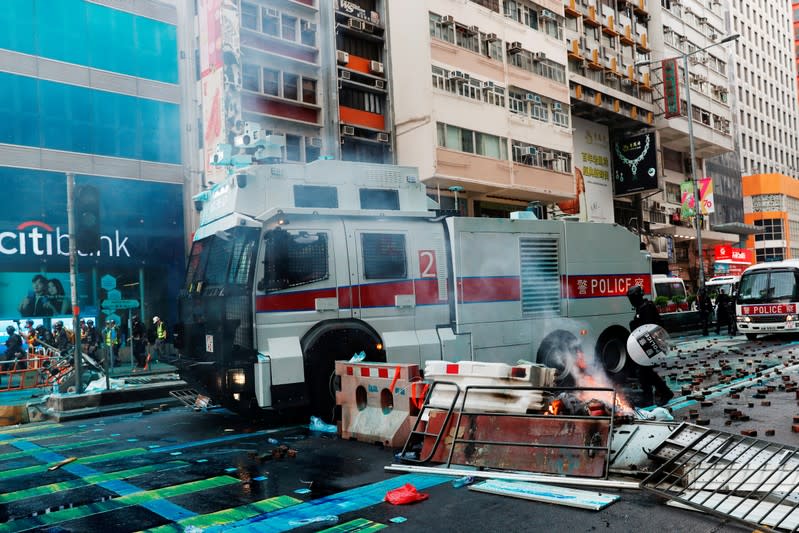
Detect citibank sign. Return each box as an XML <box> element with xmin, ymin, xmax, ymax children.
<box><xmin>0</xmin><ymin>221</ymin><xmax>131</xmax><ymax>258</ymax></box>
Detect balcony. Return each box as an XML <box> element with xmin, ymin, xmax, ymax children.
<box><xmin>567</xmin><ymin>39</ymin><xmax>583</xmax><ymax>60</ymax></box>
<box><xmin>620</xmin><ymin>25</ymin><xmax>635</xmax><ymax>46</ymax></box>
<box><xmin>242</xmin><ymin>93</ymin><xmax>320</xmax><ymax>125</ymax></box>
<box><xmin>636</xmin><ymin>32</ymin><xmax>650</xmax><ymax>53</ymax></box>
<box><xmin>584</xmin><ymin>5</ymin><xmax>600</xmax><ymax>27</ymax></box>
<box><xmin>564</xmin><ymin>0</ymin><xmax>581</xmax><ymax>18</ymax></box>
<box><xmin>340</xmin><ymin>106</ymin><xmax>385</xmax><ymax>130</ymax></box>
<box><xmin>633</xmin><ymin>0</ymin><xmax>647</xmax><ymax>17</ymax></box>
<box><xmin>602</xmin><ymin>15</ymin><xmax>618</xmax><ymax>37</ymax></box>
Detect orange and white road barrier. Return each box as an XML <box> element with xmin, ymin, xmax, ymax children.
<box><xmin>335</xmin><ymin>361</ymin><xmax>424</xmax><ymax>448</ymax></box>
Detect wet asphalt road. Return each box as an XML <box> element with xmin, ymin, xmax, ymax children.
<box><xmin>1</xmin><ymin>333</ymin><xmax>797</xmax><ymax>532</ymax></box>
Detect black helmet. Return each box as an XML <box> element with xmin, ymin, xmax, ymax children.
<box><xmin>25</xmin><ymin>319</ymin><xmax>34</xmax><ymax>326</ymax></box>
<box><xmin>627</xmin><ymin>285</ymin><xmax>644</xmax><ymax>307</ymax></box>
<box><xmin>6</xmin><ymin>325</ymin><xmax>15</xmax><ymax>335</ymax></box>
<box><xmin>55</xmin><ymin>320</ymin><xmax>63</xmax><ymax>328</ymax></box>
<box><xmin>87</xmin><ymin>319</ymin><xmax>94</xmax><ymax>325</ymax></box>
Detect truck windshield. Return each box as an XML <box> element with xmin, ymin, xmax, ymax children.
<box><xmin>184</xmin><ymin>227</ymin><xmax>260</xmax><ymax>291</ymax></box>
<box><xmin>738</xmin><ymin>269</ymin><xmax>799</xmax><ymax>304</ymax></box>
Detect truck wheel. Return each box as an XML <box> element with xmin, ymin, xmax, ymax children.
<box><xmin>302</xmin><ymin>325</ymin><xmax>385</xmax><ymax>423</ymax></box>
<box><xmin>537</xmin><ymin>330</ymin><xmax>582</xmax><ymax>385</ymax></box>
<box><xmin>745</xmin><ymin>333</ymin><xmax>758</xmax><ymax>341</ymax></box>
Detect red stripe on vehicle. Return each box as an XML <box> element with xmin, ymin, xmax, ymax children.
<box><xmin>414</xmin><ymin>278</ymin><xmax>444</xmax><ymax>305</ymax></box>
<box><xmin>378</xmin><ymin>368</ymin><xmax>388</xmax><ymax>378</ymax></box>
<box><xmin>256</xmin><ymin>288</ymin><xmax>337</xmax><ymax>312</ymax></box>
<box><xmin>446</xmin><ymin>364</ymin><xmax>459</xmax><ymax>374</ymax></box>
<box><xmin>458</xmin><ymin>277</ymin><xmax>520</xmax><ymax>303</ymax></box>
<box><xmin>360</xmin><ymin>367</ymin><xmax>370</xmax><ymax>377</ymax></box>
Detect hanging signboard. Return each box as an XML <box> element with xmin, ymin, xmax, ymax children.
<box><xmin>612</xmin><ymin>132</ymin><xmax>659</xmax><ymax>196</ymax></box>
<box><xmin>662</xmin><ymin>58</ymin><xmax>681</xmax><ymax>119</ymax></box>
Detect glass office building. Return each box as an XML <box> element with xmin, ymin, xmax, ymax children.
<box><xmin>0</xmin><ymin>0</ymin><xmax>185</xmax><ymax>329</ymax></box>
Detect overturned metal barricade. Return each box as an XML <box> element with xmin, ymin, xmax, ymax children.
<box><xmin>641</xmin><ymin>423</ymin><xmax>799</xmax><ymax>532</ymax></box>
<box><xmin>398</xmin><ymin>381</ymin><xmax>617</xmax><ymax>479</ymax></box>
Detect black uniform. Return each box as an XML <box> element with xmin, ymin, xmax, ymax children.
<box><xmin>131</xmin><ymin>317</ymin><xmax>146</xmax><ymax>368</ymax></box>
<box><xmin>627</xmin><ymin>285</ymin><xmax>674</xmax><ymax>407</ymax></box>
<box><xmin>3</xmin><ymin>327</ymin><xmax>24</xmax><ymax>368</ymax></box>
<box><xmin>697</xmin><ymin>288</ymin><xmax>713</xmax><ymax>336</ymax></box>
<box><xmin>716</xmin><ymin>290</ymin><xmax>733</xmax><ymax>335</ymax></box>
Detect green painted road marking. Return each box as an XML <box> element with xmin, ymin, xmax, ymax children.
<box><xmin>0</xmin><ymin>428</ymin><xmax>80</xmax><ymax>446</ymax></box>
<box><xmin>0</xmin><ymin>461</ymin><xmax>188</xmax><ymax>503</ymax></box>
<box><xmin>145</xmin><ymin>495</ymin><xmax>302</xmax><ymax>532</ymax></box>
<box><xmin>0</xmin><ymin>447</ymin><xmax>146</xmax><ymax>480</ymax></box>
<box><xmin>321</xmin><ymin>518</ymin><xmax>387</xmax><ymax>532</ymax></box>
<box><xmin>0</xmin><ymin>438</ymin><xmax>115</xmax><ymax>462</ymax></box>
<box><xmin>0</xmin><ymin>422</ymin><xmax>61</xmax><ymax>436</ymax></box>
<box><xmin>0</xmin><ymin>475</ymin><xmax>239</xmax><ymax>533</ymax></box>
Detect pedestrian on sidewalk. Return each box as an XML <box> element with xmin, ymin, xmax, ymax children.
<box><xmin>627</xmin><ymin>285</ymin><xmax>674</xmax><ymax>407</ymax></box>
<box><xmin>149</xmin><ymin>316</ymin><xmax>167</xmax><ymax>364</ymax></box>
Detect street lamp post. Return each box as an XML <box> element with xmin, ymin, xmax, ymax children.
<box><xmin>636</xmin><ymin>33</ymin><xmax>739</xmax><ymax>291</ymax></box>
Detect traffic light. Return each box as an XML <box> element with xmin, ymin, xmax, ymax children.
<box><xmin>74</xmin><ymin>184</ymin><xmax>101</xmax><ymax>253</ymax></box>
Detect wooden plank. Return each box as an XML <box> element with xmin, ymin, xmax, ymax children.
<box><xmin>385</xmin><ymin>464</ymin><xmax>640</xmax><ymax>490</ymax></box>
<box><xmin>469</xmin><ymin>479</ymin><xmax>620</xmax><ymax>511</ymax></box>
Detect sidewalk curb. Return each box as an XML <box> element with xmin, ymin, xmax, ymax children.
<box><xmin>46</xmin><ymin>396</ymin><xmax>185</xmax><ymax>422</ymax></box>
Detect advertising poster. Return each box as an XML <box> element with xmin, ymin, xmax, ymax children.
<box><xmin>564</xmin><ymin>117</ymin><xmax>615</xmax><ymax>223</ymax></box>
<box><xmin>612</xmin><ymin>132</ymin><xmax>659</xmax><ymax>196</ymax></box>
<box><xmin>0</xmin><ymin>167</ymin><xmax>185</xmax><ymax>325</ymax></box>
<box><xmin>202</xmin><ymin>69</ymin><xmax>228</xmax><ymax>182</ymax></box>
<box><xmin>680</xmin><ymin>178</ymin><xmax>715</xmax><ymax>217</ymax></box>
<box><xmin>198</xmin><ymin>0</ymin><xmax>223</xmax><ymax>78</ymax></box>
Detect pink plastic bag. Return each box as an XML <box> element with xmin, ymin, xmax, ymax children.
<box><xmin>385</xmin><ymin>483</ymin><xmax>430</xmax><ymax>505</ymax></box>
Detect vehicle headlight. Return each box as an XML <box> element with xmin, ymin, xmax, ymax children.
<box><xmin>743</xmin><ymin>316</ymin><xmax>751</xmax><ymax>323</ymax></box>
<box><xmin>228</xmin><ymin>368</ymin><xmax>246</xmax><ymax>389</ymax></box>
<box><xmin>787</xmin><ymin>315</ymin><xmax>795</xmax><ymax>322</ymax></box>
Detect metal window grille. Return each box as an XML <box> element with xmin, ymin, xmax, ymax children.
<box><xmin>520</xmin><ymin>237</ymin><xmax>561</xmax><ymax>316</ymax></box>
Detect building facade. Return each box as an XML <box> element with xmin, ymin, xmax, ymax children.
<box><xmin>742</xmin><ymin>173</ymin><xmax>799</xmax><ymax>263</ymax></box>
<box><xmin>0</xmin><ymin>0</ymin><xmax>186</xmax><ymax>328</ymax></box>
<box><xmin>731</xmin><ymin>0</ymin><xmax>799</xmax><ymax>176</ymax></box>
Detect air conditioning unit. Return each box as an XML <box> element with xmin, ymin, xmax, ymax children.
<box><xmin>542</xmin><ymin>151</ymin><xmax>555</xmax><ymax>161</ymax></box>
<box><xmin>532</xmin><ymin>52</ymin><xmax>546</xmax><ymax>61</ymax></box>
<box><xmin>541</xmin><ymin>10</ymin><xmax>556</xmax><ymax>20</ymax></box>
<box><xmin>484</xmin><ymin>33</ymin><xmax>498</xmax><ymax>42</ymax></box>
<box><xmin>375</xmin><ymin>79</ymin><xmax>385</xmax><ymax>89</ymax></box>
<box><xmin>265</xmin><ymin>8</ymin><xmax>278</xmax><ymax>18</ymax></box>
<box><xmin>301</xmin><ymin>20</ymin><xmax>317</xmax><ymax>32</ymax></box>
<box><xmin>348</xmin><ymin>18</ymin><xmax>365</xmax><ymax>31</ymax></box>
<box><xmin>552</xmin><ymin>102</ymin><xmax>562</xmax><ymax>111</ymax></box>
<box><xmin>341</xmin><ymin>70</ymin><xmax>351</xmax><ymax>80</ymax></box>
<box><xmin>466</xmin><ymin>25</ymin><xmax>479</xmax><ymax>35</ymax></box>
<box><xmin>336</xmin><ymin>50</ymin><xmax>350</xmax><ymax>64</ymax></box>
<box><xmin>342</xmin><ymin>125</ymin><xmax>355</xmax><ymax>136</ymax></box>
<box><xmin>441</xmin><ymin>15</ymin><xmax>455</xmax><ymax>25</ymax></box>
<box><xmin>526</xmin><ymin>94</ymin><xmax>542</xmax><ymax>103</ymax></box>
<box><xmin>449</xmin><ymin>70</ymin><xmax>467</xmax><ymax>81</ymax></box>
<box><xmin>524</xmin><ymin>146</ymin><xmax>538</xmax><ymax>156</ymax></box>
<box><xmin>698</xmin><ymin>16</ymin><xmax>707</xmax><ymax>24</ymax></box>
<box><xmin>377</xmin><ymin>132</ymin><xmax>390</xmax><ymax>142</ymax></box>
<box><xmin>369</xmin><ymin>60</ymin><xmax>384</xmax><ymax>74</ymax></box>
<box><xmin>691</xmin><ymin>74</ymin><xmax>707</xmax><ymax>83</ymax></box>
<box><xmin>508</xmin><ymin>41</ymin><xmax>523</xmax><ymax>54</ymax></box>
<box><xmin>678</xmin><ymin>35</ymin><xmax>688</xmax><ymax>43</ymax></box>
<box><xmin>709</xmin><ymin>33</ymin><xmax>718</xmax><ymax>41</ymax></box>
<box><xmin>308</xmin><ymin>137</ymin><xmax>322</xmax><ymax>148</ymax></box>
<box><xmin>482</xmin><ymin>80</ymin><xmax>495</xmax><ymax>89</ymax></box>
<box><xmin>622</xmin><ymin>78</ymin><xmax>633</xmax><ymax>86</ymax></box>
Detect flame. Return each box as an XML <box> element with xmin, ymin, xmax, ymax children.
<box><xmin>546</xmin><ymin>399</ymin><xmax>563</xmax><ymax>416</ymax></box>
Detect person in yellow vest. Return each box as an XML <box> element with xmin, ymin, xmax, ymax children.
<box><xmin>102</xmin><ymin>319</ymin><xmax>120</xmax><ymax>367</ymax></box>
<box><xmin>149</xmin><ymin>316</ymin><xmax>167</xmax><ymax>364</ymax></box>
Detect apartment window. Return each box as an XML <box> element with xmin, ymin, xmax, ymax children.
<box><xmin>285</xmin><ymin>134</ymin><xmax>302</xmax><ymax>161</ymax></box>
<box><xmin>241</xmin><ymin>2</ymin><xmax>258</xmax><ymax>30</ymax></box>
<box><xmin>531</xmin><ymin>100</ymin><xmax>548</xmax><ymax>121</ymax></box>
<box><xmin>432</xmin><ymin>65</ymin><xmax>448</xmax><ymax>90</ymax></box>
<box><xmin>436</xmin><ymin>122</ymin><xmax>508</xmax><ymax>160</ymax></box>
<box><xmin>301</xmin><ymin>79</ymin><xmax>317</xmax><ymax>104</ymax></box>
<box><xmin>455</xmin><ymin>25</ymin><xmax>480</xmax><ymax>53</ymax></box>
<box><xmin>665</xmin><ymin>182</ymin><xmax>681</xmax><ymax>203</ymax></box>
<box><xmin>480</xmin><ymin>33</ymin><xmax>503</xmax><ymax>60</ymax></box>
<box><xmin>508</xmin><ymin>89</ymin><xmax>526</xmax><ymax>114</ymax></box>
<box><xmin>281</xmin><ymin>14</ymin><xmax>297</xmax><ymax>41</ymax></box>
<box><xmin>263</xmin><ymin>68</ymin><xmax>279</xmax><ymax>96</ymax></box>
<box><xmin>754</xmin><ymin>218</ymin><xmax>784</xmax><ymax>241</ymax></box>
<box><xmin>262</xmin><ymin>9</ymin><xmax>279</xmax><ymax>36</ymax></box>
<box><xmin>552</xmin><ymin>103</ymin><xmax>569</xmax><ymax>127</ymax></box>
<box><xmin>340</xmin><ymin>87</ymin><xmax>383</xmax><ymax>114</ymax></box>
<box><xmin>511</xmin><ymin>141</ymin><xmax>571</xmax><ymax>172</ymax></box>
<box><xmin>242</xmin><ymin>63</ymin><xmax>259</xmax><ymax>91</ymax></box>
<box><xmin>283</xmin><ymin>73</ymin><xmax>298</xmax><ymax>100</ymax></box>
<box><xmin>756</xmin><ymin>247</ymin><xmax>785</xmax><ymax>263</ymax></box>
<box><xmin>300</xmin><ymin>19</ymin><xmax>316</xmax><ymax>46</ymax></box>
<box><xmin>429</xmin><ymin>12</ymin><xmax>455</xmax><ymax>43</ymax></box>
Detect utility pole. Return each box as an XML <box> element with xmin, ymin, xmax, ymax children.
<box><xmin>67</xmin><ymin>172</ymin><xmax>83</xmax><ymax>394</ymax></box>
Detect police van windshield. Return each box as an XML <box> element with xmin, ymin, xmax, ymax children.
<box><xmin>738</xmin><ymin>269</ymin><xmax>799</xmax><ymax>304</ymax></box>
<box><xmin>184</xmin><ymin>227</ymin><xmax>260</xmax><ymax>291</ymax></box>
